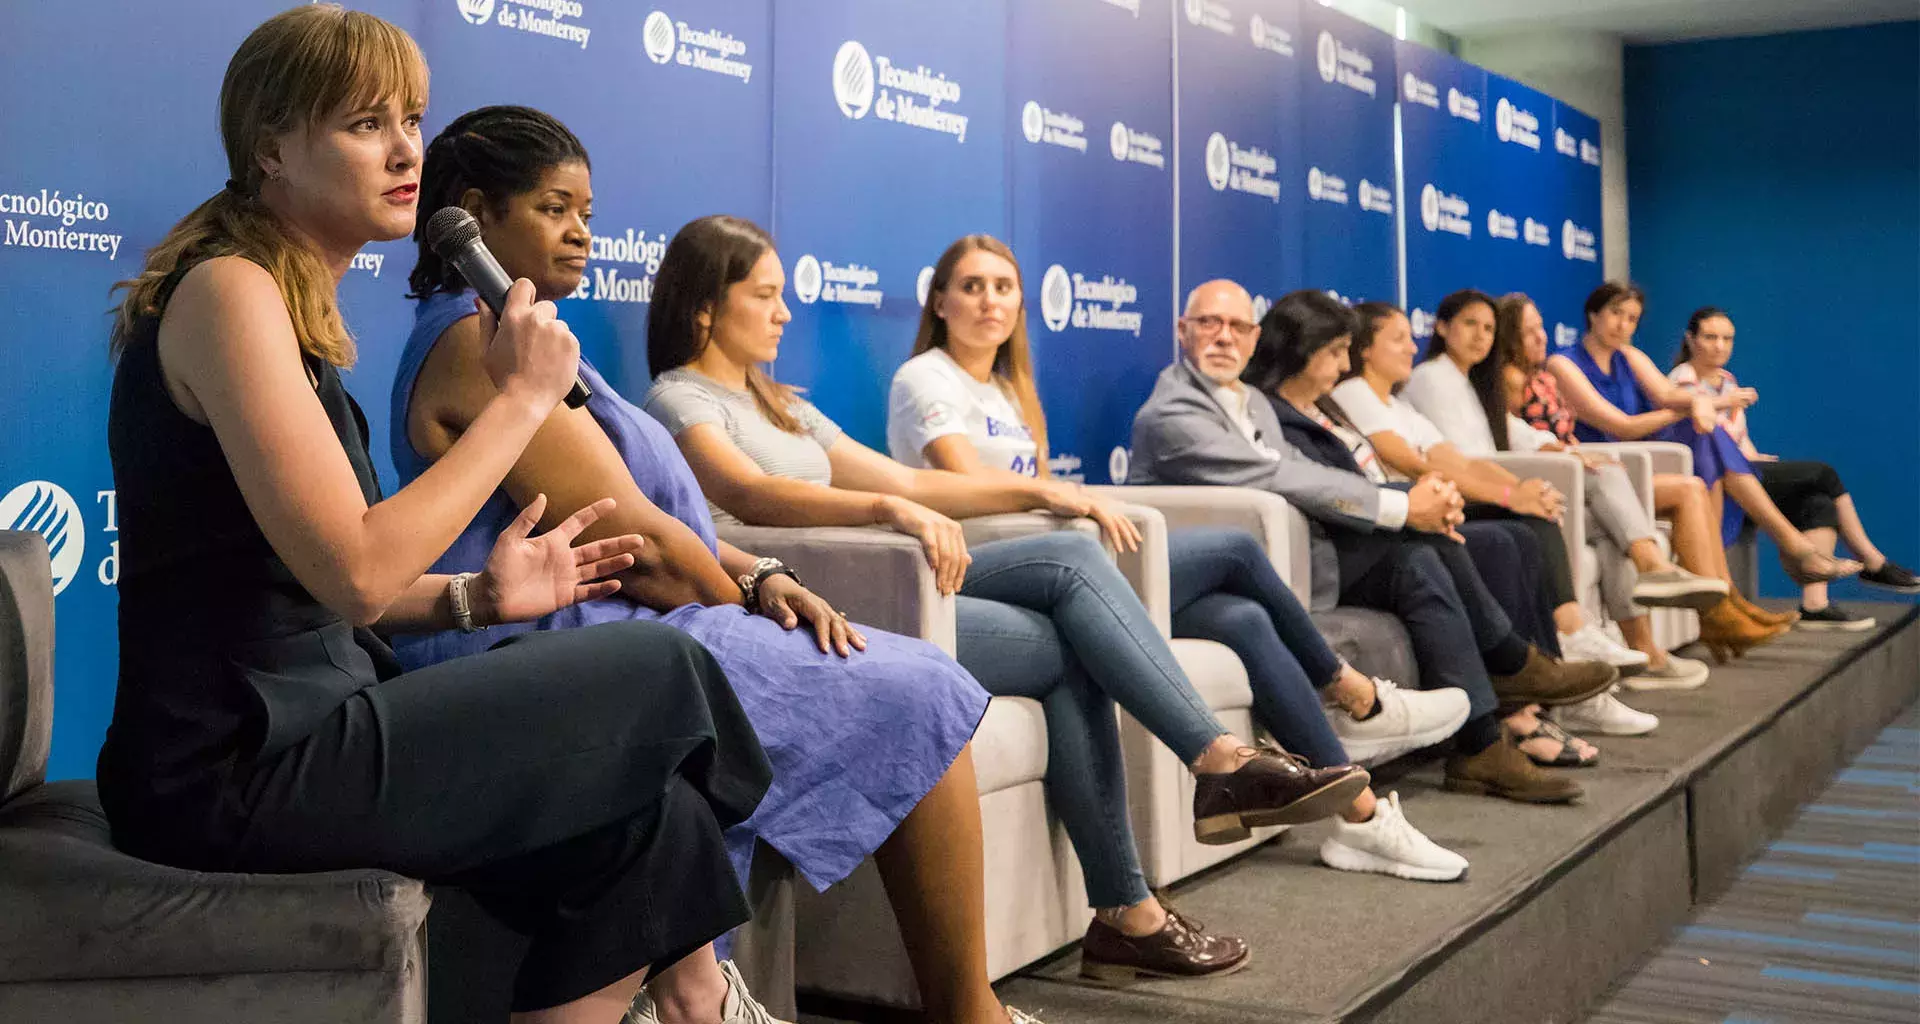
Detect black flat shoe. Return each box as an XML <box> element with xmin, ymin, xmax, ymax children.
<box><xmin>1797</xmin><ymin>604</ymin><xmax>1877</xmax><ymax>632</ymax></box>
<box><xmin>1859</xmin><ymin>561</ymin><xmax>1920</xmax><ymax>594</ymax></box>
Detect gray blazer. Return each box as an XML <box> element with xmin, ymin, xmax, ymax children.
<box><xmin>1127</xmin><ymin>360</ymin><xmax>1394</xmax><ymax>609</ymax></box>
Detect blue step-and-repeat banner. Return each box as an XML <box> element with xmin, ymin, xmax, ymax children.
<box><xmin>1397</xmin><ymin>37</ymin><xmax>1603</xmax><ymax>347</ymax></box>
<box><xmin>0</xmin><ymin>0</ymin><xmax>1601</xmax><ymax>779</ymax></box>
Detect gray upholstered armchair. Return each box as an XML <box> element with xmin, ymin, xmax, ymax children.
<box><xmin>0</xmin><ymin>530</ymin><xmax>430</xmax><ymax>1024</ymax></box>
<box><xmin>1497</xmin><ymin>442</ymin><xmax>1703</xmax><ymax>652</ymax></box>
<box><xmin>728</xmin><ymin>521</ymin><xmax>1087</xmax><ymax>1012</ymax></box>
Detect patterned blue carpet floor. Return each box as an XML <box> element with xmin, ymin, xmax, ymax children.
<box><xmin>1586</xmin><ymin>705</ymin><xmax>1920</xmax><ymax>1024</ymax></box>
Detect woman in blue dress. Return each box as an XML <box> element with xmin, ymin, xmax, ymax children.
<box><xmin>389</xmin><ymin>106</ymin><xmax>1037</xmax><ymax>1024</ymax></box>
<box><xmin>1547</xmin><ymin>281</ymin><xmax>1861</xmax><ymax>589</ymax></box>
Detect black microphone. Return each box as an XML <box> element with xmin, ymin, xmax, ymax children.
<box><xmin>423</xmin><ymin>206</ymin><xmax>590</xmax><ymax>409</ymax></box>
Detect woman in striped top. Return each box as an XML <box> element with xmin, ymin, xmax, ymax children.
<box><xmin>1669</xmin><ymin>307</ymin><xmax>1917</xmax><ymax>628</ymax></box>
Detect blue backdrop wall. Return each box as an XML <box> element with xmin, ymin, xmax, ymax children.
<box><xmin>0</xmin><ymin>0</ymin><xmax>1601</xmax><ymax>780</ymax></box>
<box><xmin>1625</xmin><ymin>21</ymin><xmax>1919</xmax><ymax>602</ymax></box>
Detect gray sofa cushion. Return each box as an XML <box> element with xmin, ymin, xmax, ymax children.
<box><xmin>0</xmin><ymin>780</ymin><xmax>429</xmax><ymax>984</ymax></box>
<box><xmin>1310</xmin><ymin>607</ymin><xmax>1420</xmax><ymax>692</ymax></box>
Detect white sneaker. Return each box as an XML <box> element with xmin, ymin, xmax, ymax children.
<box><xmin>627</xmin><ymin>960</ymin><xmax>792</xmax><ymax>1024</ymax></box>
<box><xmin>1318</xmin><ymin>791</ymin><xmax>1469</xmax><ymax>882</ymax></box>
<box><xmin>1559</xmin><ymin>625</ymin><xmax>1651</xmax><ymax>671</ymax></box>
<box><xmin>1555</xmin><ymin>690</ymin><xmax>1658</xmax><ymax>736</ymax></box>
<box><xmin>1328</xmin><ymin>679</ymin><xmax>1472</xmax><ymax>765</ymax></box>
<box><xmin>1621</xmin><ymin>654</ymin><xmax>1710</xmax><ymax>691</ymax></box>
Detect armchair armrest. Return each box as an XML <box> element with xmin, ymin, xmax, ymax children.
<box><xmin>0</xmin><ymin>531</ymin><xmax>54</xmax><ymax>803</ymax></box>
<box><xmin>1485</xmin><ymin>452</ymin><xmax>1587</xmax><ymax>582</ymax></box>
<box><xmin>1607</xmin><ymin>448</ymin><xmax>1655</xmax><ymax>519</ymax></box>
<box><xmin>716</xmin><ymin>525</ymin><xmax>955</xmax><ymax>656</ymax></box>
<box><xmin>955</xmin><ymin>512</ymin><xmax>1090</xmax><ymax>548</ymax></box>
<box><xmin>1590</xmin><ymin>440</ymin><xmax>1692</xmax><ymax>480</ymax></box>
<box><xmin>955</xmin><ymin>510</ymin><xmax>1175</xmax><ymax>634</ymax></box>
<box><xmin>1090</xmin><ymin>486</ymin><xmax>1310</xmax><ymax>599</ymax></box>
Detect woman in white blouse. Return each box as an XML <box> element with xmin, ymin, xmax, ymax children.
<box><xmin>1397</xmin><ymin>292</ymin><xmax>1724</xmax><ymax>693</ymax></box>
<box><xmin>1328</xmin><ymin>296</ymin><xmax>1699</xmax><ymax>741</ymax></box>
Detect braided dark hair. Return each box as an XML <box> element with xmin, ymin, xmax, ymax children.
<box><xmin>407</xmin><ymin>105</ymin><xmax>590</xmax><ymax>299</ymax></box>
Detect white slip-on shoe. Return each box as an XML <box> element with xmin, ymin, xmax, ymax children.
<box><xmin>1621</xmin><ymin>655</ymin><xmax>1710</xmax><ymax>691</ymax></box>
<box><xmin>1559</xmin><ymin>625</ymin><xmax>1652</xmax><ymax>671</ymax></box>
<box><xmin>1318</xmin><ymin>791</ymin><xmax>1469</xmax><ymax>882</ymax></box>
<box><xmin>1631</xmin><ymin>568</ymin><xmax>1728</xmax><ymax>611</ymax></box>
<box><xmin>1555</xmin><ymin>690</ymin><xmax>1658</xmax><ymax>736</ymax></box>
<box><xmin>1328</xmin><ymin>679</ymin><xmax>1472</xmax><ymax>765</ymax></box>
<box><xmin>627</xmin><ymin>960</ymin><xmax>793</xmax><ymax>1024</ymax></box>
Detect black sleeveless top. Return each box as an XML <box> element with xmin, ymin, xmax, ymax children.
<box><xmin>100</xmin><ymin>263</ymin><xmax>401</xmax><ymax>857</ymax></box>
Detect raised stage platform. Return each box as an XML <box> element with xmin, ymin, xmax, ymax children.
<box><xmin>805</xmin><ymin>602</ymin><xmax>1919</xmax><ymax>1024</ymax></box>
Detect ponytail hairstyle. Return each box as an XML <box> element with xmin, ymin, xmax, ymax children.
<box><xmin>1674</xmin><ymin>305</ymin><xmax>1731</xmax><ymax>368</ymax></box>
<box><xmin>1344</xmin><ymin>300</ymin><xmax>1403</xmax><ymax>387</ymax></box>
<box><xmin>1430</xmin><ymin>288</ymin><xmax>1508</xmax><ymax>449</ymax></box>
<box><xmin>647</xmin><ymin>215</ymin><xmax>807</xmax><ymax>435</ymax></box>
<box><xmin>111</xmin><ymin>4</ymin><xmax>426</xmax><ymax>365</ymax></box>
<box><xmin>912</xmin><ymin>235</ymin><xmax>1050</xmax><ymax>475</ymax></box>
<box><xmin>1582</xmin><ymin>280</ymin><xmax>1646</xmax><ymax>333</ymax></box>
<box><xmin>409</xmin><ymin>105</ymin><xmax>590</xmax><ymax>299</ymax></box>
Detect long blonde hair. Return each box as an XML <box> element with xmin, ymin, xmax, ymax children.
<box><xmin>911</xmin><ymin>235</ymin><xmax>1051</xmax><ymax>474</ymax></box>
<box><xmin>110</xmin><ymin>4</ymin><xmax>427</xmax><ymax>366</ymax></box>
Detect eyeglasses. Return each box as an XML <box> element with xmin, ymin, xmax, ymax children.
<box><xmin>1184</xmin><ymin>314</ymin><xmax>1259</xmax><ymax>340</ymax></box>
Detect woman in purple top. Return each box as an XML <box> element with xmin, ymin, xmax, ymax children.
<box><xmin>388</xmin><ymin>107</ymin><xmax>1027</xmax><ymax>1024</ymax></box>
<box><xmin>1547</xmin><ymin>282</ymin><xmax>1861</xmax><ymax>589</ymax></box>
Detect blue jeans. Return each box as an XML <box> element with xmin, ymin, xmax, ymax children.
<box><xmin>1167</xmin><ymin>529</ymin><xmax>1350</xmax><ymax>768</ymax></box>
<box><xmin>953</xmin><ymin>531</ymin><xmax>1227</xmax><ymax>909</ymax></box>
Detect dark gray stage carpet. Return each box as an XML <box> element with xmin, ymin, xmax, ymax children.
<box><xmin>798</xmin><ymin>603</ymin><xmax>1918</xmax><ymax>1024</ymax></box>
<box><xmin>1585</xmin><ymin>705</ymin><xmax>1920</xmax><ymax>1024</ymax></box>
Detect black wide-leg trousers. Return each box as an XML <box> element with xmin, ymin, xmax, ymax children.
<box><xmin>224</xmin><ymin>621</ymin><xmax>771</xmax><ymax>1011</ymax></box>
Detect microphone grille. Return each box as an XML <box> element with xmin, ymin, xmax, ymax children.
<box><xmin>424</xmin><ymin>206</ymin><xmax>481</xmax><ymax>256</ymax></box>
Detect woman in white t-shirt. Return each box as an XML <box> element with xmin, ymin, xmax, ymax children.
<box><xmin>1328</xmin><ymin>296</ymin><xmax>1674</xmax><ymax>746</ymax></box>
<box><xmin>891</xmin><ymin>235</ymin><xmax>1476</xmax><ymax>883</ymax></box>
<box><xmin>1397</xmin><ymin>293</ymin><xmax>1724</xmax><ymax>692</ymax></box>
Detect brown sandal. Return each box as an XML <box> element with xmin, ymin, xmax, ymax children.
<box><xmin>1516</xmin><ymin>717</ymin><xmax>1599</xmax><ymax>768</ymax></box>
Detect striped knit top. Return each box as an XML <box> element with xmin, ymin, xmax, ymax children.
<box><xmin>642</xmin><ymin>367</ymin><xmax>843</xmax><ymax>525</ymax></box>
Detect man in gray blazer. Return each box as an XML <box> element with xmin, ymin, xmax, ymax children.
<box><xmin>1129</xmin><ymin>280</ymin><xmax>1614</xmax><ymax>804</ymax></box>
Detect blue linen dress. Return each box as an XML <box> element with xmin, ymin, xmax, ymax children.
<box><xmin>1564</xmin><ymin>341</ymin><xmax>1751</xmax><ymax>544</ymax></box>
<box><xmin>388</xmin><ymin>290</ymin><xmax>989</xmax><ymax>895</ymax></box>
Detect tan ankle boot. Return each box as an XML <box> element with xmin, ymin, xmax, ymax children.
<box><xmin>1730</xmin><ymin>590</ymin><xmax>1798</xmax><ymax>627</ymax></box>
<box><xmin>1698</xmin><ymin>597</ymin><xmax>1790</xmax><ymax>663</ymax></box>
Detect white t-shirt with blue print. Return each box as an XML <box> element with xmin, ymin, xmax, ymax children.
<box><xmin>887</xmin><ymin>347</ymin><xmax>1041</xmax><ymax>477</ymax></box>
